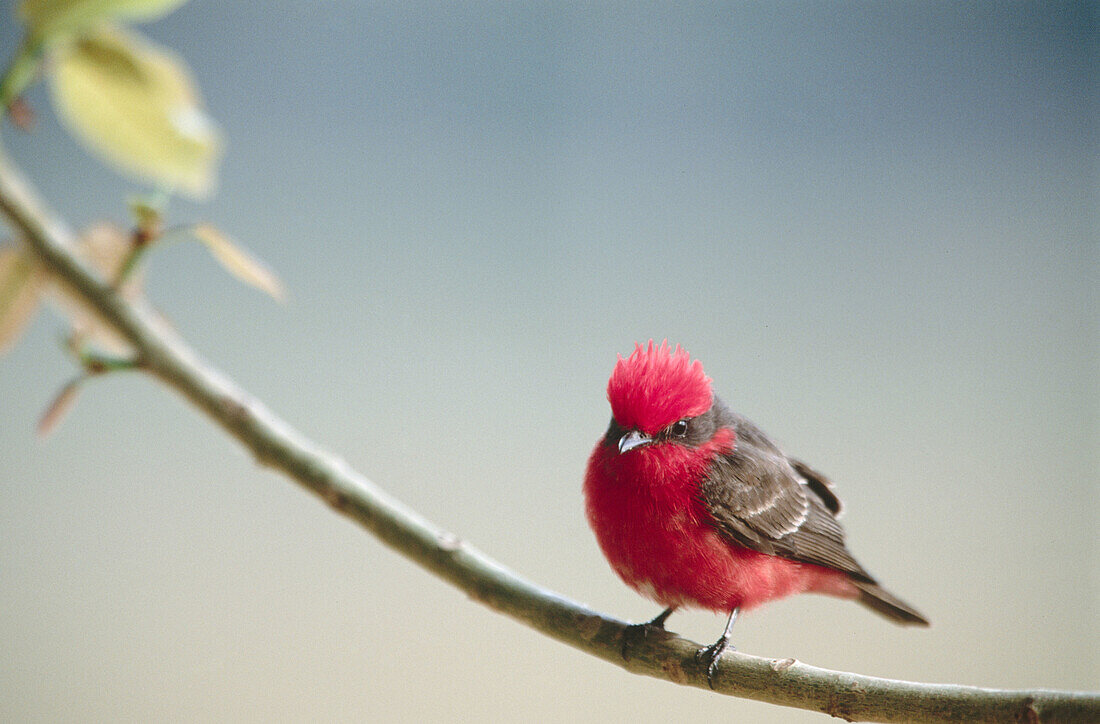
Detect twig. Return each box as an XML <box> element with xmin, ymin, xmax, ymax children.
<box><xmin>1</xmin><ymin>154</ymin><xmax>1096</xmax><ymax>723</ymax></box>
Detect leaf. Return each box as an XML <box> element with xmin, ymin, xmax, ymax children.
<box><xmin>0</xmin><ymin>246</ymin><xmax>47</xmax><ymax>354</ymax></box>
<box><xmin>0</xmin><ymin>38</ymin><xmax>44</xmax><ymax>109</ymax></box>
<box><xmin>19</xmin><ymin>0</ymin><xmax>189</xmax><ymax>39</ymax></box>
<box><xmin>192</xmin><ymin>224</ymin><xmax>284</xmax><ymax>301</ymax></box>
<box><xmin>48</xmin><ymin>25</ymin><xmax>221</xmax><ymax>197</ymax></box>
<box><xmin>36</xmin><ymin>374</ymin><xmax>85</xmax><ymax>436</ymax></box>
<box><xmin>77</xmin><ymin>221</ymin><xmax>135</xmax><ymax>281</ymax></box>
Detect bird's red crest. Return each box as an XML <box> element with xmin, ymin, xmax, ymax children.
<box><xmin>607</xmin><ymin>340</ymin><xmax>712</xmax><ymax>434</ymax></box>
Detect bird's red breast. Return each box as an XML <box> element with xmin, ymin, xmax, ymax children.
<box><xmin>584</xmin><ymin>426</ymin><xmax>855</xmax><ymax>612</ymax></box>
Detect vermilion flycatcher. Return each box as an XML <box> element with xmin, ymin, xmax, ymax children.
<box><xmin>584</xmin><ymin>341</ymin><xmax>928</xmax><ymax>685</ymax></box>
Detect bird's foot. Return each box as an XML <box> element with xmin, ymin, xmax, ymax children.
<box><xmin>694</xmin><ymin>635</ymin><xmax>734</xmax><ymax>689</ymax></box>
<box><xmin>620</xmin><ymin>608</ymin><xmax>674</xmax><ymax>661</ymax></box>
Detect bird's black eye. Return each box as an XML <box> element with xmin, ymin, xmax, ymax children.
<box><xmin>670</xmin><ymin>419</ymin><xmax>689</xmax><ymax>438</ymax></box>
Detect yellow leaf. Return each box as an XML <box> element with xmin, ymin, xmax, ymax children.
<box><xmin>20</xmin><ymin>0</ymin><xmax>189</xmax><ymax>39</ymax></box>
<box><xmin>192</xmin><ymin>224</ymin><xmax>284</xmax><ymax>301</ymax></box>
<box><xmin>0</xmin><ymin>39</ymin><xmax>44</xmax><ymax>109</ymax></box>
<box><xmin>0</xmin><ymin>246</ymin><xmax>47</xmax><ymax>355</ymax></box>
<box><xmin>48</xmin><ymin>25</ymin><xmax>221</xmax><ymax>197</ymax></box>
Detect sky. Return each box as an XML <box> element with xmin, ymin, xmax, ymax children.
<box><xmin>1</xmin><ymin>2</ymin><xmax>1096</xmax><ymax>722</ymax></box>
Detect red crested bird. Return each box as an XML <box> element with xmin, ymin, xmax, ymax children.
<box><xmin>584</xmin><ymin>341</ymin><xmax>928</xmax><ymax>686</ymax></box>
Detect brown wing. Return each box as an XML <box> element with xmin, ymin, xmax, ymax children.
<box><xmin>699</xmin><ymin>424</ymin><xmax>872</xmax><ymax>583</ymax></box>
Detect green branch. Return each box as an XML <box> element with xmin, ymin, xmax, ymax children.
<box><xmin>1</xmin><ymin>153</ymin><xmax>1096</xmax><ymax>723</ymax></box>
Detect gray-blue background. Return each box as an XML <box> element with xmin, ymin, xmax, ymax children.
<box><xmin>2</xmin><ymin>2</ymin><xmax>1096</xmax><ymax>721</ymax></box>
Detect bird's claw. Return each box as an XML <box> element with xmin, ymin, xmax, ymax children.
<box><xmin>695</xmin><ymin>636</ymin><xmax>733</xmax><ymax>689</ymax></box>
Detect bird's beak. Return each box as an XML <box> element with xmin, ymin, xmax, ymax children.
<box><xmin>618</xmin><ymin>430</ymin><xmax>653</xmax><ymax>454</ymax></box>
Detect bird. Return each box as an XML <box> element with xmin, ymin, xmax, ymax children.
<box><xmin>583</xmin><ymin>340</ymin><xmax>928</xmax><ymax>686</ymax></box>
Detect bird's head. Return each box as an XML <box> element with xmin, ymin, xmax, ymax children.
<box><xmin>604</xmin><ymin>340</ymin><xmax>718</xmax><ymax>454</ymax></box>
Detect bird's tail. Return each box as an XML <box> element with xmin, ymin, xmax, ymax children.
<box><xmin>853</xmin><ymin>580</ymin><xmax>930</xmax><ymax>626</ymax></box>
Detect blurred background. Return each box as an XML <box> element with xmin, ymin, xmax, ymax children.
<box><xmin>1</xmin><ymin>2</ymin><xmax>1096</xmax><ymax>721</ymax></box>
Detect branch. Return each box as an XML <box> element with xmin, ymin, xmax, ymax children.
<box><xmin>1</xmin><ymin>154</ymin><xmax>1096</xmax><ymax>724</ymax></box>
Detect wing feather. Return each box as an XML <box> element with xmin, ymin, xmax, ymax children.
<box><xmin>699</xmin><ymin>419</ymin><xmax>872</xmax><ymax>582</ymax></box>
